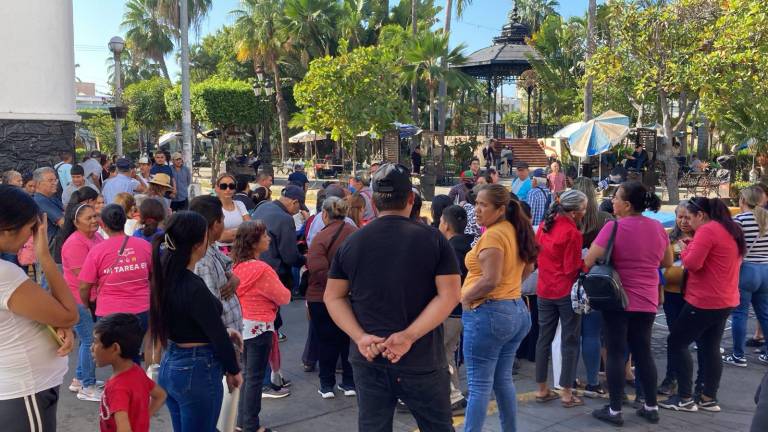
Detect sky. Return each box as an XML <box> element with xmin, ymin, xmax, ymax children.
<box><xmin>73</xmin><ymin>0</ymin><xmax>593</xmax><ymax>94</ymax></box>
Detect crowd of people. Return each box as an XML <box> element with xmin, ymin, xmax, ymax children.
<box><xmin>0</xmin><ymin>149</ymin><xmax>767</xmax><ymax>432</ymax></box>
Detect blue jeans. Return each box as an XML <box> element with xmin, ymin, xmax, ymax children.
<box><xmin>580</xmin><ymin>310</ymin><xmax>602</xmax><ymax>386</ymax></box>
<box><xmin>158</xmin><ymin>343</ymin><xmax>224</xmax><ymax>432</ymax></box>
<box><xmin>73</xmin><ymin>304</ymin><xmax>96</xmax><ymax>387</ymax></box>
<box><xmin>732</xmin><ymin>262</ymin><xmax>768</xmax><ymax>357</ymax></box>
<box><xmin>463</xmin><ymin>299</ymin><xmax>531</xmax><ymax>432</ymax></box>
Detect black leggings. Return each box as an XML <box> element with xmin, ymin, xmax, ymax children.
<box><xmin>603</xmin><ymin>311</ymin><xmax>658</xmax><ymax>411</ymax></box>
<box><xmin>668</xmin><ymin>302</ymin><xmax>732</xmax><ymax>399</ymax></box>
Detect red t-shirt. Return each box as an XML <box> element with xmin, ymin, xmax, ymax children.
<box><xmin>99</xmin><ymin>365</ymin><xmax>155</xmax><ymax>432</ymax></box>
<box><xmin>536</xmin><ymin>215</ymin><xmax>583</xmax><ymax>299</ymax></box>
<box><xmin>681</xmin><ymin>221</ymin><xmax>741</xmax><ymax>309</ymax></box>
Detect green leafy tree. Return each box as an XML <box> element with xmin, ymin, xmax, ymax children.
<box><xmin>188</xmin><ymin>26</ymin><xmax>254</xmax><ymax>82</ymax></box>
<box><xmin>123</xmin><ymin>77</ymin><xmax>172</xmax><ymax>150</ymax></box>
<box><xmin>695</xmin><ymin>0</ymin><xmax>768</xmax><ymax>156</ymax></box>
<box><xmin>106</xmin><ymin>47</ymin><xmax>163</xmax><ymax>88</ymax></box>
<box><xmin>294</xmin><ymin>44</ymin><xmax>406</xmax><ymax>168</ymax></box>
<box><xmin>515</xmin><ymin>0</ymin><xmax>560</xmax><ymax>33</ymax></box>
<box><xmin>402</xmin><ymin>31</ymin><xmax>472</xmax><ymax>131</ymax></box>
<box><xmin>232</xmin><ymin>0</ymin><xmax>293</xmax><ymax>162</ymax></box>
<box><xmin>587</xmin><ymin>0</ymin><xmax>720</xmax><ymax>202</ymax></box>
<box><xmin>78</xmin><ymin>109</ymin><xmax>140</xmax><ymax>155</ymax></box>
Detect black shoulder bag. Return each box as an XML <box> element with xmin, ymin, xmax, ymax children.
<box><xmin>582</xmin><ymin>220</ymin><xmax>628</xmax><ymax>311</ymax></box>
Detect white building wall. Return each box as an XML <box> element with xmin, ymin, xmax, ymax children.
<box><xmin>0</xmin><ymin>0</ymin><xmax>79</xmax><ymax>121</ymax></box>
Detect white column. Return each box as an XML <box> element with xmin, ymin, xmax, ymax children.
<box><xmin>0</xmin><ymin>0</ymin><xmax>79</xmax><ymax>121</ymax></box>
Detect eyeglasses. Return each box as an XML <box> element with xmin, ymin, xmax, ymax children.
<box><xmin>218</xmin><ymin>183</ymin><xmax>236</xmax><ymax>190</ymax></box>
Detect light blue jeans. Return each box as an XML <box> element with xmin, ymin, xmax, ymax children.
<box><xmin>463</xmin><ymin>299</ymin><xmax>531</xmax><ymax>432</ymax></box>
<box><xmin>73</xmin><ymin>304</ymin><xmax>96</xmax><ymax>387</ymax></box>
<box><xmin>732</xmin><ymin>262</ymin><xmax>768</xmax><ymax>357</ymax></box>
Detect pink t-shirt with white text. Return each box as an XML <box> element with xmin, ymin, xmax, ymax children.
<box><xmin>594</xmin><ymin>216</ymin><xmax>669</xmax><ymax>313</ymax></box>
<box><xmin>79</xmin><ymin>235</ymin><xmax>152</xmax><ymax>316</ymax></box>
<box><xmin>62</xmin><ymin>231</ymin><xmax>103</xmax><ymax>304</ymax></box>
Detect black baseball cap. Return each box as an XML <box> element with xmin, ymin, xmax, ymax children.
<box><xmin>282</xmin><ymin>184</ymin><xmax>308</xmax><ymax>211</ymax></box>
<box><xmin>371</xmin><ymin>163</ymin><xmax>411</xmax><ymax>194</ymax></box>
<box><xmin>116</xmin><ymin>158</ymin><xmax>133</xmax><ymax>170</ymax></box>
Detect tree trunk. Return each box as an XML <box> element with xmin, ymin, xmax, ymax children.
<box><xmin>158</xmin><ymin>55</ymin><xmax>171</xmax><ymax>81</ymax></box>
<box><xmin>583</xmin><ymin>0</ymin><xmax>596</xmax><ymax>122</ymax></box>
<box><xmin>437</xmin><ymin>0</ymin><xmax>452</xmax><ymax>134</ymax></box>
<box><xmin>410</xmin><ymin>0</ymin><xmax>419</xmax><ymax>125</ymax></box>
<box><xmin>270</xmin><ymin>59</ymin><xmax>290</xmax><ymax>162</ymax></box>
<box><xmin>659</xmin><ymin>89</ymin><xmax>680</xmax><ymax>203</ymax></box>
<box><xmin>697</xmin><ymin>115</ymin><xmax>709</xmax><ymax>161</ymax></box>
<box><xmin>429</xmin><ymin>86</ymin><xmax>436</xmax><ymax>132</ymax></box>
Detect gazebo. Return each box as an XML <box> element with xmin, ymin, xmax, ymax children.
<box><xmin>455</xmin><ymin>3</ymin><xmax>541</xmax><ymax>138</ymax></box>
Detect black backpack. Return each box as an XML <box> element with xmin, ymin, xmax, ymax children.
<box><xmin>581</xmin><ymin>221</ymin><xmax>628</xmax><ymax>311</ymax></box>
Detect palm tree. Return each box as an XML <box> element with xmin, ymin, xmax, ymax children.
<box><xmin>516</xmin><ymin>0</ymin><xmax>559</xmax><ymax>33</ymax></box>
<box><xmin>437</xmin><ymin>0</ymin><xmax>473</xmax><ymax>133</ymax></box>
<box><xmin>121</xmin><ymin>0</ymin><xmax>174</xmax><ymax>80</ymax></box>
<box><xmin>402</xmin><ymin>31</ymin><xmax>472</xmax><ymax>131</ymax></box>
<box><xmin>232</xmin><ymin>0</ymin><xmax>292</xmax><ymax>162</ymax></box>
<box><xmin>106</xmin><ymin>47</ymin><xmax>163</xmax><ymax>86</ymax></box>
<box><xmin>410</xmin><ymin>0</ymin><xmax>419</xmax><ymax>124</ymax></box>
<box><xmin>154</xmin><ymin>0</ymin><xmax>213</xmax><ymax>36</ymax></box>
<box><xmin>282</xmin><ymin>0</ymin><xmax>340</xmax><ymax>66</ymax></box>
<box><xmin>338</xmin><ymin>0</ymin><xmax>373</xmax><ymax>48</ymax></box>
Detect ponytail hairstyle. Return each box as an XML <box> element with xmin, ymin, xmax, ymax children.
<box><xmin>475</xmin><ymin>184</ymin><xmax>538</xmax><ymax>263</ymax></box>
<box><xmin>619</xmin><ymin>181</ymin><xmax>661</xmax><ymax>213</ymax></box>
<box><xmin>100</xmin><ymin>204</ymin><xmax>127</xmax><ymax>233</ymax></box>
<box><xmin>687</xmin><ymin>196</ymin><xmax>747</xmax><ymax>256</ymax></box>
<box><xmin>69</xmin><ymin>186</ymin><xmax>99</xmax><ymax>206</ymax></box>
<box><xmin>542</xmin><ymin>189</ymin><xmax>588</xmax><ymax>233</ymax></box>
<box><xmin>139</xmin><ymin>198</ymin><xmax>166</xmax><ymax>238</ymax></box>
<box><xmin>740</xmin><ymin>185</ymin><xmax>768</xmax><ymax>237</ymax></box>
<box><xmin>150</xmin><ymin>211</ymin><xmax>208</xmax><ymax>347</ymax></box>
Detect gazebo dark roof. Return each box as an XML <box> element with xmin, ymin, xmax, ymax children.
<box><xmin>455</xmin><ymin>6</ymin><xmax>540</xmax><ymax>80</ymax></box>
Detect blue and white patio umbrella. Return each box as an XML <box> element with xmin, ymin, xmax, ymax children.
<box><xmin>566</xmin><ymin>110</ymin><xmax>630</xmax><ymax>157</ymax></box>
<box><xmin>393</xmin><ymin>122</ymin><xmax>422</xmax><ymax>139</ymax></box>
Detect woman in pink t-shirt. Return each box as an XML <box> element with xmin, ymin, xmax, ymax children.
<box><xmin>78</xmin><ymin>205</ymin><xmax>152</xmax><ymax>365</ymax></box>
<box><xmin>547</xmin><ymin>161</ymin><xmax>567</xmax><ymax>194</ymax></box>
<box><xmin>585</xmin><ymin>181</ymin><xmax>672</xmax><ymax>425</ymax></box>
<box><xmin>61</xmin><ymin>202</ymin><xmax>103</xmax><ymax>400</ymax></box>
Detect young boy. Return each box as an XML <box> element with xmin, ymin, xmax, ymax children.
<box><xmin>92</xmin><ymin>313</ymin><xmax>166</xmax><ymax>432</ymax></box>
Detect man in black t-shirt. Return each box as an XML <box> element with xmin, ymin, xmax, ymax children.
<box><xmin>326</xmin><ymin>163</ymin><xmax>461</xmax><ymax>432</ymax></box>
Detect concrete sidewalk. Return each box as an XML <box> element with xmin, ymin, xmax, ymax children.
<box><xmin>56</xmin><ymin>301</ymin><xmax>763</xmax><ymax>431</ymax></box>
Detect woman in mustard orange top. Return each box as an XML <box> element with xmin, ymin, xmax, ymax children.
<box><xmin>461</xmin><ymin>183</ymin><xmax>538</xmax><ymax>432</ymax></box>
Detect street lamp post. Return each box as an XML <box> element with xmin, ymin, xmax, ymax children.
<box><xmin>108</xmin><ymin>36</ymin><xmax>125</xmax><ymax>157</ymax></box>
<box><xmin>253</xmin><ymin>66</ymin><xmax>274</xmax><ymax>176</ymax></box>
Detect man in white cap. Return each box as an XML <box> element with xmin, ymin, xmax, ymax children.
<box><xmin>137</xmin><ymin>155</ymin><xmax>151</xmax><ymax>185</ymax></box>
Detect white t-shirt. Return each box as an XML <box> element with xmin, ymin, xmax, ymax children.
<box><xmin>218</xmin><ymin>200</ymin><xmax>249</xmax><ymax>247</ymax></box>
<box><xmin>0</xmin><ymin>260</ymin><xmax>67</xmax><ymax>399</ymax></box>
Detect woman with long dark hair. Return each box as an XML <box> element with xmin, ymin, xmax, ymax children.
<box><xmin>660</xmin><ymin>197</ymin><xmax>745</xmax><ymax>413</ymax></box>
<box><xmin>461</xmin><ymin>183</ymin><xmax>538</xmax><ymax>431</ymax></box>
<box><xmin>60</xmin><ymin>202</ymin><xmax>104</xmax><ymax>400</ymax></box>
<box><xmin>0</xmin><ymin>185</ymin><xmax>78</xmax><ymax>430</ymax></box>
<box><xmin>152</xmin><ymin>211</ymin><xmax>242</xmax><ymax>431</ymax></box>
<box><xmin>133</xmin><ymin>197</ymin><xmax>165</xmax><ymax>242</ymax></box>
<box><xmin>534</xmin><ymin>189</ymin><xmax>587</xmax><ymax>408</ymax></box>
<box><xmin>585</xmin><ymin>181</ymin><xmax>672</xmax><ymax>425</ymax></box>
<box><xmin>430</xmin><ymin>194</ymin><xmax>453</xmax><ymax>228</ymax></box>
<box><xmin>231</xmin><ymin>220</ymin><xmax>291</xmax><ymax>431</ymax></box>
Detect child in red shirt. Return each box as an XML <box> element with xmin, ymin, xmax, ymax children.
<box><xmin>93</xmin><ymin>313</ymin><xmax>166</xmax><ymax>432</ymax></box>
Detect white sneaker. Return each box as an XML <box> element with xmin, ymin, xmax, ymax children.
<box><xmin>77</xmin><ymin>385</ymin><xmax>103</xmax><ymax>402</ymax></box>
<box><xmin>69</xmin><ymin>379</ymin><xmax>104</xmax><ymax>392</ymax></box>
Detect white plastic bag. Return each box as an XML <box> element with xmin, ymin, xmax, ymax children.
<box><xmin>216</xmin><ymin>377</ymin><xmax>240</xmax><ymax>432</ymax></box>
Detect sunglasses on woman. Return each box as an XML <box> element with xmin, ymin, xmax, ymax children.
<box><xmin>218</xmin><ymin>183</ymin><xmax>236</xmax><ymax>190</ymax></box>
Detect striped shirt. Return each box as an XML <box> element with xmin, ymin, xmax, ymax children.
<box><xmin>734</xmin><ymin>211</ymin><xmax>768</xmax><ymax>263</ymax></box>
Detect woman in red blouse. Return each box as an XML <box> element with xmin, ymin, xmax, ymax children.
<box><xmin>533</xmin><ymin>189</ymin><xmax>588</xmax><ymax>407</ymax></box>
<box><xmin>660</xmin><ymin>197</ymin><xmax>745</xmax><ymax>413</ymax></box>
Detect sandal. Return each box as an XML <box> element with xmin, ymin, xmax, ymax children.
<box><xmin>561</xmin><ymin>395</ymin><xmax>585</xmax><ymax>408</ymax></box>
<box><xmin>536</xmin><ymin>389</ymin><xmax>560</xmax><ymax>403</ymax></box>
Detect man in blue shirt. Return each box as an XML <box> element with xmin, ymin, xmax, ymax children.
<box><xmin>511</xmin><ymin>162</ymin><xmax>532</xmax><ymax>203</ymax></box>
<box><xmin>170</xmin><ymin>152</ymin><xmax>192</xmax><ymax>211</ymax></box>
<box><xmin>54</xmin><ymin>151</ymin><xmax>73</xmax><ymax>191</ymax></box>
<box><xmin>288</xmin><ymin>163</ymin><xmax>309</xmax><ymax>191</ymax></box>
<box><xmin>101</xmin><ymin>158</ymin><xmax>147</xmax><ymax>204</ymax></box>
<box><xmin>32</xmin><ymin>167</ymin><xmax>64</xmax><ymax>259</ymax></box>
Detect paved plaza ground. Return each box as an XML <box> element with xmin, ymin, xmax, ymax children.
<box><xmin>57</xmin><ymin>301</ymin><xmax>763</xmax><ymax>431</ymax></box>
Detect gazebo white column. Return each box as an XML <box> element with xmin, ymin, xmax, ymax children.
<box><xmin>0</xmin><ymin>0</ymin><xmax>80</xmax><ymax>172</ymax></box>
